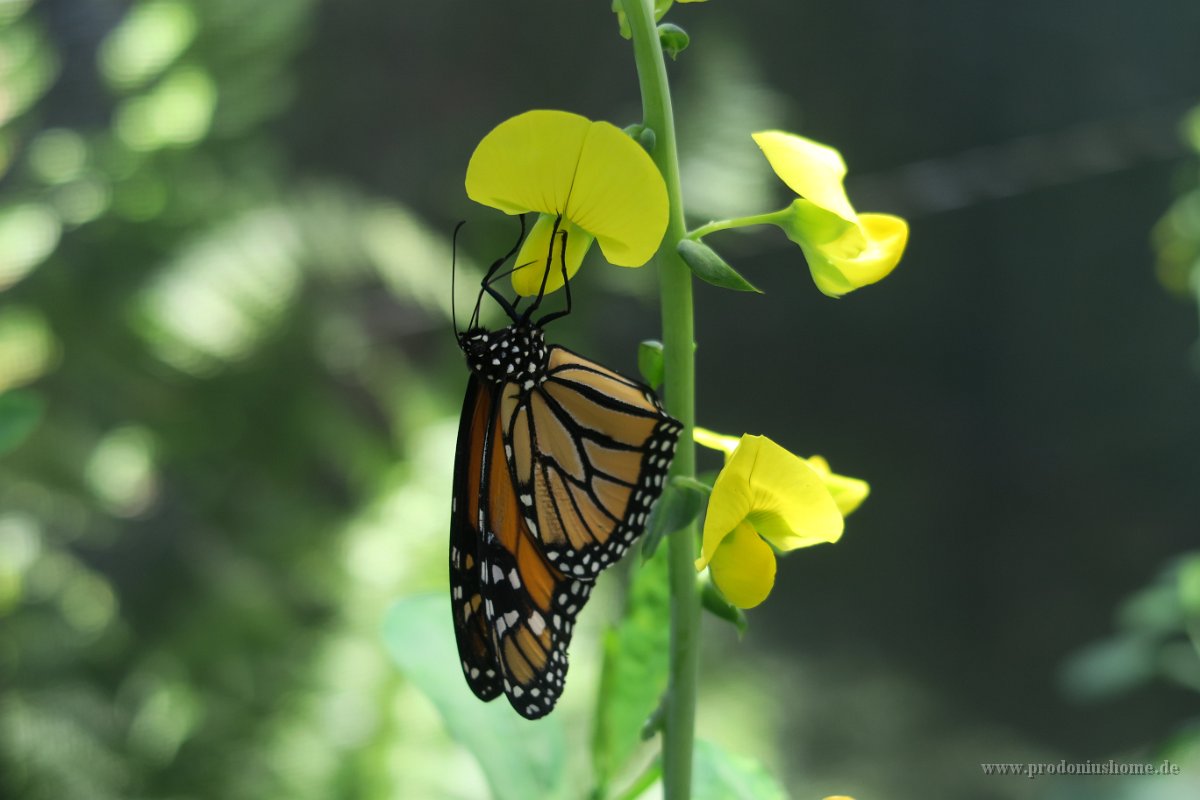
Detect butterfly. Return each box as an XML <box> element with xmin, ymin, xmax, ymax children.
<box><xmin>450</xmin><ymin>215</ymin><xmax>682</xmax><ymax>719</ymax></box>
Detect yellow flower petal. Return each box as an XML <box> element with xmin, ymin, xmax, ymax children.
<box><xmin>697</xmin><ymin>435</ymin><xmax>754</xmax><ymax>569</ymax></box>
<box><xmin>511</xmin><ymin>214</ymin><xmax>594</xmax><ymax>297</ymax></box>
<box><xmin>786</xmin><ymin>201</ymin><xmax>908</xmax><ymax>298</ymax></box>
<box><xmin>564</xmin><ymin>121</ymin><xmax>668</xmax><ymax>267</ymax></box>
<box><xmin>465</xmin><ymin>110</ymin><xmax>668</xmax><ymax>293</ymax></box>
<box><xmin>693</xmin><ymin>426</ymin><xmax>741</xmax><ymax>458</ymax></box>
<box><xmin>823</xmin><ymin>796</ymin><xmax>856</xmax><ymax>800</ymax></box>
<box><xmin>698</xmin><ymin>435</ymin><xmax>842</xmax><ymax>570</ymax></box>
<box><xmin>740</xmin><ymin>436</ymin><xmax>843</xmax><ymax>552</ymax></box>
<box><xmin>806</xmin><ymin>455</ymin><xmax>870</xmax><ymax>516</ymax></box>
<box><xmin>466</xmin><ymin>110</ymin><xmax>589</xmax><ymax>217</ymax></box>
<box><xmin>752</xmin><ymin>131</ymin><xmax>857</xmax><ymax>223</ymax></box>
<box><xmin>709</xmin><ymin>520</ymin><xmax>776</xmax><ymax>609</ymax></box>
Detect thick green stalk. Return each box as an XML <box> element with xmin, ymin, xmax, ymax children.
<box><xmin>620</xmin><ymin>1</ymin><xmax>698</xmax><ymax>798</ymax></box>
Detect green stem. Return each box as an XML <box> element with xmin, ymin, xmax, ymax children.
<box><xmin>687</xmin><ymin>208</ymin><xmax>791</xmax><ymax>240</ymax></box>
<box><xmin>620</xmin><ymin>2</ymin><xmax>698</xmax><ymax>798</ymax></box>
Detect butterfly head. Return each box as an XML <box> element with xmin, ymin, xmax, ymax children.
<box><xmin>458</xmin><ymin>324</ymin><xmax>549</xmax><ymax>387</ymax></box>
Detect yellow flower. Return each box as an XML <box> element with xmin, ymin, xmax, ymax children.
<box><xmin>694</xmin><ymin>427</ymin><xmax>869</xmax><ymax>516</ymax></box>
<box><xmin>752</xmin><ymin>131</ymin><xmax>908</xmax><ymax>298</ymax></box>
<box><xmin>694</xmin><ymin>433</ymin><xmax>850</xmax><ymax>609</ymax></box>
<box><xmin>805</xmin><ymin>455</ymin><xmax>870</xmax><ymax>516</ymax></box>
<box><xmin>465</xmin><ymin>110</ymin><xmax>668</xmax><ymax>296</ymax></box>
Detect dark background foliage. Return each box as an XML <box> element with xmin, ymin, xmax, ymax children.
<box><xmin>2</xmin><ymin>1</ymin><xmax>1198</xmax><ymax>798</ymax></box>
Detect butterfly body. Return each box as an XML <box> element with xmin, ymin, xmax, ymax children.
<box><xmin>451</xmin><ymin>320</ymin><xmax>681</xmax><ymax>718</ymax></box>
<box><xmin>458</xmin><ymin>323</ymin><xmax>548</xmax><ymax>389</ymax></box>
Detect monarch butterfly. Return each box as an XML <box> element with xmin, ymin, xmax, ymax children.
<box><xmin>450</xmin><ymin>216</ymin><xmax>681</xmax><ymax>719</ymax></box>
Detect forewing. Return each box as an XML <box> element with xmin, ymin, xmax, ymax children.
<box><xmin>503</xmin><ymin>346</ymin><xmax>682</xmax><ymax>579</ymax></box>
<box><xmin>449</xmin><ymin>376</ymin><xmax>503</xmax><ymax>701</ymax></box>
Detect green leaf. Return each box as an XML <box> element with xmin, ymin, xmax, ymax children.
<box><xmin>384</xmin><ymin>594</ymin><xmax>567</xmax><ymax>800</ymax></box>
<box><xmin>591</xmin><ymin>548</ymin><xmax>671</xmax><ymax>791</ymax></box>
<box><xmin>1117</xmin><ymin>581</ymin><xmax>1183</xmax><ymax>635</ymax></box>
<box><xmin>1060</xmin><ymin>635</ymin><xmax>1157</xmax><ymax>702</ymax></box>
<box><xmin>0</xmin><ymin>389</ymin><xmax>43</xmax><ymax>456</ymax></box>
<box><xmin>1178</xmin><ymin>553</ymin><xmax>1200</xmax><ymax>617</ymax></box>
<box><xmin>637</xmin><ymin>340</ymin><xmax>664</xmax><ymax>389</ymax></box>
<box><xmin>657</xmin><ymin>23</ymin><xmax>689</xmax><ymax>60</ymax></box>
<box><xmin>641</xmin><ymin>479</ymin><xmax>703</xmax><ymax>560</ymax></box>
<box><xmin>670</xmin><ymin>475</ymin><xmax>712</xmax><ymax>496</ymax></box>
<box><xmin>613</xmin><ymin>760</ymin><xmax>662</xmax><ymax>800</ymax></box>
<box><xmin>700</xmin><ymin>576</ymin><xmax>748</xmax><ymax>635</ymax></box>
<box><xmin>678</xmin><ymin>239</ymin><xmax>761</xmax><ymax>293</ymax></box>
<box><xmin>1184</xmin><ymin>106</ymin><xmax>1200</xmax><ymax>153</ymax></box>
<box><xmin>692</xmin><ymin>739</ymin><xmax>790</xmax><ymax>800</ymax></box>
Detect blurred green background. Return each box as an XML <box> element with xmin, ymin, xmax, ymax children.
<box><xmin>2</xmin><ymin>1</ymin><xmax>1199</xmax><ymax>798</ymax></box>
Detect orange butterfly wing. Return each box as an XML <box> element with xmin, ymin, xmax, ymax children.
<box><xmin>450</xmin><ymin>375</ymin><xmax>591</xmax><ymax>719</ymax></box>
<box><xmin>501</xmin><ymin>346</ymin><xmax>682</xmax><ymax>579</ymax></box>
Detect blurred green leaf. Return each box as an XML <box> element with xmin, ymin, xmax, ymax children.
<box><xmin>99</xmin><ymin>0</ymin><xmax>198</xmax><ymax>91</ymax></box>
<box><xmin>0</xmin><ymin>389</ymin><xmax>42</xmax><ymax>456</ymax></box>
<box><xmin>613</xmin><ymin>760</ymin><xmax>662</xmax><ymax>800</ymax></box>
<box><xmin>592</xmin><ymin>548</ymin><xmax>670</xmax><ymax>791</ymax></box>
<box><xmin>0</xmin><ymin>305</ymin><xmax>56</xmax><ymax>391</ymax></box>
<box><xmin>1060</xmin><ymin>635</ymin><xmax>1158</xmax><ymax>701</ymax></box>
<box><xmin>641</xmin><ymin>479</ymin><xmax>703</xmax><ymax>561</ymax></box>
<box><xmin>628</xmin><ymin>739</ymin><xmax>788</xmax><ymax>800</ymax></box>
<box><xmin>0</xmin><ymin>20</ymin><xmax>60</xmax><ymax>129</ymax></box>
<box><xmin>700</xmin><ymin>576</ymin><xmax>747</xmax><ymax>635</ymax></box>
<box><xmin>692</xmin><ymin>739</ymin><xmax>789</xmax><ymax>800</ymax></box>
<box><xmin>678</xmin><ymin>239</ymin><xmax>761</xmax><ymax>293</ymax></box>
<box><xmin>1178</xmin><ymin>553</ymin><xmax>1200</xmax><ymax>617</ymax></box>
<box><xmin>1117</xmin><ymin>579</ymin><xmax>1184</xmax><ymax>636</ymax></box>
<box><xmin>384</xmin><ymin>594</ymin><xmax>567</xmax><ymax>800</ymax></box>
<box><xmin>1184</xmin><ymin>106</ymin><xmax>1200</xmax><ymax>153</ymax></box>
<box><xmin>1158</xmin><ymin>640</ymin><xmax>1200</xmax><ymax>692</ymax></box>
<box><xmin>1156</xmin><ymin>719</ymin><xmax>1200</xmax><ymax>765</ymax></box>
<box><xmin>637</xmin><ymin>340</ymin><xmax>664</xmax><ymax>389</ymax></box>
<box><xmin>0</xmin><ymin>203</ymin><xmax>61</xmax><ymax>291</ymax></box>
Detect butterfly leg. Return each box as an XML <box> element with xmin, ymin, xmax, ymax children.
<box><xmin>534</xmin><ymin>223</ymin><xmax>573</xmax><ymax>327</ymax></box>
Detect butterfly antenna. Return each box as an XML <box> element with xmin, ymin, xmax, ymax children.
<box><xmin>472</xmin><ymin>214</ymin><xmax>526</xmax><ymax>328</ymax></box>
<box><xmin>451</xmin><ymin>220</ymin><xmax>467</xmax><ymax>337</ymax></box>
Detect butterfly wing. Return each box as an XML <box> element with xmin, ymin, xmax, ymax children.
<box><xmin>449</xmin><ymin>375</ymin><xmax>503</xmax><ymax>701</ymax></box>
<box><xmin>501</xmin><ymin>346</ymin><xmax>682</xmax><ymax>579</ymax></box>
<box><xmin>452</xmin><ymin>374</ymin><xmax>592</xmax><ymax>719</ymax></box>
